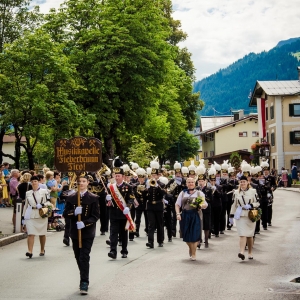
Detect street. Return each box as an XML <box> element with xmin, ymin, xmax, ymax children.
<box><xmin>0</xmin><ymin>189</ymin><xmax>300</xmax><ymax>300</ymax></box>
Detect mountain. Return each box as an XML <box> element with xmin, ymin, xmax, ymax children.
<box><xmin>276</xmin><ymin>37</ymin><xmax>300</xmax><ymax>48</ymax></box>
<box><xmin>194</xmin><ymin>39</ymin><xmax>300</xmax><ymax>116</ymax></box>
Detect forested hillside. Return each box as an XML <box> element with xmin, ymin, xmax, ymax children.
<box><xmin>194</xmin><ymin>38</ymin><xmax>300</xmax><ymax>116</ymax></box>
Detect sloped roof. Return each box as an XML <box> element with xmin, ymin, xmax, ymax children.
<box><xmin>197</xmin><ymin>115</ymin><xmax>258</xmax><ymax>135</ymax></box>
<box><xmin>3</xmin><ymin>135</ymin><xmax>26</xmax><ymax>143</ymax></box>
<box><xmin>200</xmin><ymin>116</ymin><xmax>232</xmax><ymax>132</ymax></box>
<box><xmin>249</xmin><ymin>80</ymin><xmax>300</xmax><ymax>106</ymax></box>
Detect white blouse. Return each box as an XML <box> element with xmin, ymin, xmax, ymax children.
<box><xmin>176</xmin><ymin>190</ymin><xmax>208</xmax><ymax>209</ymax></box>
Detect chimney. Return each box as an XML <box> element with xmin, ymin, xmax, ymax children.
<box><xmin>298</xmin><ymin>66</ymin><xmax>300</xmax><ymax>81</ymax></box>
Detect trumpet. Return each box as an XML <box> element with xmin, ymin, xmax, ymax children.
<box><xmin>150</xmin><ymin>178</ymin><xmax>156</xmax><ymax>187</ymax></box>
<box><xmin>137</xmin><ymin>184</ymin><xmax>146</xmax><ymax>195</ymax></box>
<box><xmin>92</xmin><ymin>163</ymin><xmax>111</xmax><ymax>193</ymax></box>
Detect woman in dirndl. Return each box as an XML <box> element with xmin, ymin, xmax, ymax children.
<box><xmin>22</xmin><ymin>176</ymin><xmax>51</xmax><ymax>258</ymax></box>
<box><xmin>175</xmin><ymin>177</ymin><xmax>207</xmax><ymax>261</ymax></box>
<box><xmin>229</xmin><ymin>176</ymin><xmax>259</xmax><ymax>260</ymax></box>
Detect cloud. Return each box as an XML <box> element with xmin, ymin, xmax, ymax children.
<box><xmin>33</xmin><ymin>0</ymin><xmax>300</xmax><ymax>81</ymax></box>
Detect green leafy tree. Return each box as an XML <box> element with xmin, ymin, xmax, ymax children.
<box><xmin>163</xmin><ymin>132</ymin><xmax>200</xmax><ymax>166</ymax></box>
<box><xmin>0</xmin><ymin>29</ymin><xmax>95</xmax><ymax>169</ymax></box>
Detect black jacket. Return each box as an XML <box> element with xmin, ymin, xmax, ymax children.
<box><xmin>63</xmin><ymin>191</ymin><xmax>100</xmax><ymax>239</ymax></box>
<box><xmin>146</xmin><ymin>186</ymin><xmax>165</xmax><ymax>212</ymax></box>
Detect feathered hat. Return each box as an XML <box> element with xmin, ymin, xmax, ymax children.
<box><xmin>196</xmin><ymin>161</ymin><xmax>206</xmax><ymax>180</ymax></box>
<box><xmin>221</xmin><ymin>160</ymin><xmax>229</xmax><ymax>174</ymax></box>
<box><xmin>208</xmin><ymin>165</ymin><xmax>217</xmax><ymax>180</ymax></box>
<box><xmin>130</xmin><ymin>162</ymin><xmax>139</xmax><ymax>171</ymax></box>
<box><xmin>174</xmin><ymin>161</ymin><xmax>181</xmax><ymax>173</ymax></box>
<box><xmin>181</xmin><ymin>166</ymin><xmax>189</xmax><ymax>177</ymax></box>
<box><xmin>188</xmin><ymin>160</ymin><xmax>196</xmax><ymax>175</ymax></box>
<box><xmin>146</xmin><ymin>167</ymin><xmax>152</xmax><ymax>176</ymax></box>
<box><xmin>122</xmin><ymin>164</ymin><xmax>131</xmax><ymax>176</ymax></box>
<box><xmin>136</xmin><ymin>167</ymin><xmax>146</xmax><ymax>178</ymax></box>
<box><xmin>214</xmin><ymin>161</ymin><xmax>221</xmax><ymax>174</ymax></box>
<box><xmin>113</xmin><ymin>156</ymin><xmax>123</xmax><ymax>174</ymax></box>
<box><xmin>150</xmin><ymin>157</ymin><xmax>159</xmax><ymax>175</ymax></box>
<box><xmin>260</xmin><ymin>159</ymin><xmax>269</xmax><ymax>171</ymax></box>
<box><xmin>228</xmin><ymin>163</ymin><xmax>235</xmax><ymax>176</ymax></box>
<box><xmin>255</xmin><ymin>165</ymin><xmax>262</xmax><ymax>176</ymax></box>
<box><xmin>241</xmin><ymin>162</ymin><xmax>252</xmax><ymax>177</ymax></box>
<box><xmin>158</xmin><ymin>176</ymin><xmax>169</xmax><ymax>187</ymax></box>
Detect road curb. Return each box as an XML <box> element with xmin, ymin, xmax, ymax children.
<box><xmin>0</xmin><ymin>233</ymin><xmax>27</xmax><ymax>247</ymax></box>
<box><xmin>280</xmin><ymin>188</ymin><xmax>300</xmax><ymax>193</ymax></box>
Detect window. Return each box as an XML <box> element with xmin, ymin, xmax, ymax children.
<box><xmin>272</xmin><ymin>158</ymin><xmax>275</xmax><ymax>169</ymax></box>
<box><xmin>289</xmin><ymin>104</ymin><xmax>300</xmax><ymax>117</ymax></box>
<box><xmin>271</xmin><ymin>132</ymin><xmax>275</xmax><ymax>146</ymax></box>
<box><xmin>209</xmin><ymin>133</ymin><xmax>214</xmax><ymax>141</ymax></box>
<box><xmin>290</xmin><ymin>131</ymin><xmax>300</xmax><ymax>144</ymax></box>
<box><xmin>196</xmin><ymin>155</ymin><xmax>199</xmax><ymax>161</ymax></box>
<box><xmin>266</xmin><ymin>107</ymin><xmax>268</xmax><ymax>121</ymax></box>
<box><xmin>266</xmin><ymin>132</ymin><xmax>269</xmax><ymax>143</ymax></box>
<box><xmin>203</xmin><ymin>135</ymin><xmax>207</xmax><ymax>142</ymax></box>
<box><xmin>204</xmin><ymin>151</ymin><xmax>208</xmax><ymax>158</ymax></box>
<box><xmin>210</xmin><ymin>151</ymin><xmax>214</xmax><ymax>157</ymax></box>
<box><xmin>270</xmin><ymin>106</ymin><xmax>274</xmax><ymax>119</ymax></box>
<box><xmin>252</xmin><ymin>131</ymin><xmax>259</xmax><ymax>137</ymax></box>
<box><xmin>239</xmin><ymin>131</ymin><xmax>247</xmax><ymax>137</ymax></box>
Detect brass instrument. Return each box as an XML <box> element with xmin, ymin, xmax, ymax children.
<box><xmin>137</xmin><ymin>184</ymin><xmax>146</xmax><ymax>195</ymax></box>
<box><xmin>92</xmin><ymin>163</ymin><xmax>110</xmax><ymax>193</ymax></box>
<box><xmin>68</xmin><ymin>172</ymin><xmax>77</xmax><ymax>191</ymax></box>
<box><xmin>168</xmin><ymin>181</ymin><xmax>177</xmax><ymax>193</ymax></box>
<box><xmin>150</xmin><ymin>178</ymin><xmax>156</xmax><ymax>187</ymax></box>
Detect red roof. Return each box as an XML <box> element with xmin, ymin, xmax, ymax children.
<box><xmin>3</xmin><ymin>135</ymin><xmax>26</xmax><ymax>143</ymax></box>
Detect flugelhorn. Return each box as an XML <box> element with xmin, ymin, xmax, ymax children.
<box><xmin>150</xmin><ymin>178</ymin><xmax>156</xmax><ymax>187</ymax></box>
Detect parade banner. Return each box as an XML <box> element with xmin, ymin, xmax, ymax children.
<box><xmin>54</xmin><ymin>137</ymin><xmax>102</xmax><ymax>173</ymax></box>
<box><xmin>54</xmin><ymin>136</ymin><xmax>102</xmax><ymax>248</ymax></box>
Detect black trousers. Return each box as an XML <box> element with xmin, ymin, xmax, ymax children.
<box><xmin>211</xmin><ymin>205</ymin><xmax>222</xmax><ymax>236</ymax></box>
<box><xmin>267</xmin><ymin>204</ymin><xmax>273</xmax><ymax>224</ymax></box>
<box><xmin>129</xmin><ymin>207</ymin><xmax>136</xmax><ymax>240</ymax></box>
<box><xmin>164</xmin><ymin>207</ymin><xmax>173</xmax><ymax>239</ymax></box>
<box><xmin>147</xmin><ymin>210</ymin><xmax>164</xmax><ymax>244</ymax></box>
<box><xmin>110</xmin><ymin>218</ymin><xmax>128</xmax><ymax>255</ymax></box>
<box><xmin>135</xmin><ymin>209</ymin><xmax>148</xmax><ymax>234</ymax></box>
<box><xmin>219</xmin><ymin>202</ymin><xmax>227</xmax><ymax>231</ymax></box>
<box><xmin>72</xmin><ymin>238</ymin><xmax>94</xmax><ymax>284</ymax></box>
<box><xmin>261</xmin><ymin>201</ymin><xmax>269</xmax><ymax>228</ymax></box>
<box><xmin>99</xmin><ymin>195</ymin><xmax>108</xmax><ymax>233</ymax></box>
<box><xmin>64</xmin><ymin>218</ymin><xmax>71</xmax><ymax>240</ymax></box>
<box><xmin>226</xmin><ymin>200</ymin><xmax>233</xmax><ymax>229</ymax></box>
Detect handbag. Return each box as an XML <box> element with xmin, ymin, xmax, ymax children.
<box><xmin>32</xmin><ymin>192</ymin><xmax>52</xmax><ymax>218</ymax></box>
<box><xmin>248</xmin><ymin>208</ymin><xmax>262</xmax><ymax>222</ymax></box>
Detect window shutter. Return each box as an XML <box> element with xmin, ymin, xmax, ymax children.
<box><xmin>290</xmin><ymin>131</ymin><xmax>294</xmax><ymax>144</ymax></box>
<box><xmin>289</xmin><ymin>104</ymin><xmax>294</xmax><ymax>117</ymax></box>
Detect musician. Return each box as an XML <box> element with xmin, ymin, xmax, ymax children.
<box><xmin>181</xmin><ymin>166</ymin><xmax>189</xmax><ymax>180</ymax></box>
<box><xmin>262</xmin><ymin>160</ymin><xmax>276</xmax><ymax>228</ymax></box>
<box><xmin>188</xmin><ymin>161</ymin><xmax>197</xmax><ymax>181</ymax></box>
<box><xmin>130</xmin><ymin>162</ymin><xmax>139</xmax><ymax>184</ymax></box>
<box><xmin>214</xmin><ymin>161</ymin><xmax>221</xmax><ymax>185</ymax></box>
<box><xmin>106</xmin><ymin>158</ymin><xmax>135</xmax><ymax>259</ymax></box>
<box><xmin>133</xmin><ymin>168</ymin><xmax>148</xmax><ymax>237</ymax></box>
<box><xmin>227</xmin><ymin>166</ymin><xmax>238</xmax><ymax>230</ymax></box>
<box><xmin>166</xmin><ymin>162</ymin><xmax>186</xmax><ymax>238</ymax></box>
<box><xmin>63</xmin><ymin>175</ymin><xmax>100</xmax><ymax>295</ymax></box>
<box><xmin>146</xmin><ymin>159</ymin><xmax>166</xmax><ymax>248</ymax></box>
<box><xmin>89</xmin><ymin>170</ymin><xmax>108</xmax><ymax>236</ymax></box>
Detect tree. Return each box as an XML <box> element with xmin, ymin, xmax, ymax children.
<box><xmin>163</xmin><ymin>132</ymin><xmax>200</xmax><ymax>166</ymax></box>
<box><xmin>0</xmin><ymin>29</ymin><xmax>95</xmax><ymax>169</ymax></box>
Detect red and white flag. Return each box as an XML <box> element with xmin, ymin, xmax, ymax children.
<box><xmin>257</xmin><ymin>98</ymin><xmax>266</xmax><ymax>138</ymax></box>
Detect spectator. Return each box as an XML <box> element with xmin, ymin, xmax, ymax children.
<box><xmin>291</xmin><ymin>163</ymin><xmax>298</xmax><ymax>185</ymax></box>
<box><xmin>0</xmin><ymin>168</ymin><xmax>9</xmax><ymax>207</ymax></box>
<box><xmin>37</xmin><ymin>174</ymin><xmax>47</xmax><ymax>189</ymax></box>
<box><xmin>2</xmin><ymin>162</ymin><xmax>10</xmax><ymax>177</ymax></box>
<box><xmin>9</xmin><ymin>169</ymin><xmax>20</xmax><ymax>232</ymax></box>
<box><xmin>45</xmin><ymin>171</ymin><xmax>58</xmax><ymax>207</ymax></box>
<box><xmin>281</xmin><ymin>167</ymin><xmax>288</xmax><ymax>188</ymax></box>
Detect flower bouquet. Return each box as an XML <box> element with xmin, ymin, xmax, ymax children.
<box><xmin>189</xmin><ymin>196</ymin><xmax>205</xmax><ymax>208</ymax></box>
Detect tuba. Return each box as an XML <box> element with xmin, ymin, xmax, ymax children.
<box><xmin>168</xmin><ymin>181</ymin><xmax>177</xmax><ymax>193</ymax></box>
<box><xmin>149</xmin><ymin>178</ymin><xmax>156</xmax><ymax>187</ymax></box>
<box><xmin>92</xmin><ymin>163</ymin><xmax>110</xmax><ymax>193</ymax></box>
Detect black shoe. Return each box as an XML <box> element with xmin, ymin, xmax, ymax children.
<box><xmin>80</xmin><ymin>282</ymin><xmax>88</xmax><ymax>295</ymax></box>
<box><xmin>205</xmin><ymin>242</ymin><xmax>209</xmax><ymax>248</ymax></box>
<box><xmin>108</xmin><ymin>251</ymin><xmax>117</xmax><ymax>259</ymax></box>
<box><xmin>168</xmin><ymin>238</ymin><xmax>172</xmax><ymax>242</ymax></box>
<box><xmin>220</xmin><ymin>231</ymin><xmax>224</xmax><ymax>234</ymax></box>
<box><xmin>63</xmin><ymin>238</ymin><xmax>70</xmax><ymax>246</ymax></box>
<box><xmin>106</xmin><ymin>240</ymin><xmax>111</xmax><ymax>246</ymax></box>
<box><xmin>268</xmin><ymin>223</ymin><xmax>272</xmax><ymax>227</ymax></box>
<box><xmin>118</xmin><ymin>242</ymin><xmax>122</xmax><ymax>246</ymax></box>
<box><xmin>263</xmin><ymin>227</ymin><xmax>267</xmax><ymax>230</ymax></box>
<box><xmin>238</xmin><ymin>253</ymin><xmax>245</xmax><ymax>260</ymax></box>
<box><xmin>215</xmin><ymin>235</ymin><xmax>219</xmax><ymax>238</ymax></box>
<box><xmin>134</xmin><ymin>232</ymin><xmax>140</xmax><ymax>237</ymax></box>
<box><xmin>121</xmin><ymin>254</ymin><xmax>127</xmax><ymax>258</ymax></box>
<box><xmin>255</xmin><ymin>231</ymin><xmax>260</xmax><ymax>234</ymax></box>
<box><xmin>197</xmin><ymin>243</ymin><xmax>201</xmax><ymax>249</ymax></box>
<box><xmin>227</xmin><ymin>227</ymin><xmax>231</xmax><ymax>230</ymax></box>
<box><xmin>158</xmin><ymin>243</ymin><xmax>163</xmax><ymax>247</ymax></box>
<box><xmin>39</xmin><ymin>250</ymin><xmax>45</xmax><ymax>256</ymax></box>
<box><xmin>146</xmin><ymin>242</ymin><xmax>154</xmax><ymax>248</ymax></box>
<box><xmin>100</xmin><ymin>232</ymin><xmax>105</xmax><ymax>235</ymax></box>
<box><xmin>129</xmin><ymin>239</ymin><xmax>133</xmax><ymax>241</ymax></box>
<box><xmin>172</xmin><ymin>231</ymin><xmax>176</xmax><ymax>238</ymax></box>
<box><xmin>25</xmin><ymin>252</ymin><xmax>33</xmax><ymax>259</ymax></box>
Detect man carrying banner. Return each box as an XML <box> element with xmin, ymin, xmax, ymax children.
<box><xmin>63</xmin><ymin>174</ymin><xmax>100</xmax><ymax>295</ymax></box>
<box><xmin>106</xmin><ymin>157</ymin><xmax>135</xmax><ymax>259</ymax></box>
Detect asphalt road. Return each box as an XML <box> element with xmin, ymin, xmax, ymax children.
<box><xmin>0</xmin><ymin>189</ymin><xmax>300</xmax><ymax>300</ymax></box>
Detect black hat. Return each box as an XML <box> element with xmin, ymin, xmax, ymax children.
<box><xmin>239</xmin><ymin>175</ymin><xmax>248</xmax><ymax>181</ymax></box>
<box><xmin>113</xmin><ymin>157</ymin><xmax>124</xmax><ymax>175</ymax></box>
<box><xmin>198</xmin><ymin>174</ymin><xmax>206</xmax><ymax>180</ymax></box>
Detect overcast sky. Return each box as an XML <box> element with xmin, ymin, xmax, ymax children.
<box><xmin>32</xmin><ymin>0</ymin><xmax>300</xmax><ymax>81</ymax></box>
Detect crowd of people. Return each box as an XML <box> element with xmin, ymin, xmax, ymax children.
<box><xmin>0</xmin><ymin>158</ymin><xmax>293</xmax><ymax>295</ymax></box>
